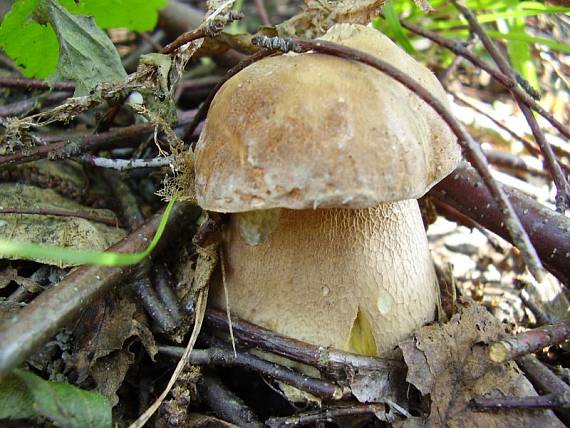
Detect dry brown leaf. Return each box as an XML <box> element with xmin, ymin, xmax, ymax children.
<box><xmin>276</xmin><ymin>0</ymin><xmax>387</xmax><ymax>37</ymax></box>
<box><xmin>399</xmin><ymin>299</ymin><xmax>564</xmax><ymax>427</ymax></box>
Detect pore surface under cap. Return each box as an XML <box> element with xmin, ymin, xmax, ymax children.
<box><xmin>195</xmin><ymin>24</ymin><xmax>461</xmax><ymax>212</ymax></box>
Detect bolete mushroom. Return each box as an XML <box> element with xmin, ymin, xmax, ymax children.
<box><xmin>194</xmin><ymin>24</ymin><xmax>461</xmax><ymax>357</ymax></box>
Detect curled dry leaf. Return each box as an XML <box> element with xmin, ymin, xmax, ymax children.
<box><xmin>276</xmin><ymin>0</ymin><xmax>388</xmax><ymax>37</ymax></box>
<box><xmin>398</xmin><ymin>299</ymin><xmax>564</xmax><ymax>427</ymax></box>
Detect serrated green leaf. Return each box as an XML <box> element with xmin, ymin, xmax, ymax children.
<box><xmin>0</xmin><ymin>0</ymin><xmax>166</xmax><ymax>78</ymax></box>
<box><xmin>0</xmin><ymin>369</ymin><xmax>111</xmax><ymax>428</ymax></box>
<box><xmin>0</xmin><ymin>373</ymin><xmax>35</xmax><ymax>420</ymax></box>
<box><xmin>0</xmin><ymin>0</ymin><xmax>59</xmax><ymax>77</ymax></box>
<box><xmin>41</xmin><ymin>0</ymin><xmax>127</xmax><ymax>96</ymax></box>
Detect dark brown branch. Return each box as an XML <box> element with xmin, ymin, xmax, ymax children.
<box><xmin>252</xmin><ymin>35</ymin><xmax>544</xmax><ymax>281</ymax></box>
<box><xmin>472</xmin><ymin>393</ymin><xmax>570</xmax><ymax>410</ymax></box>
<box><xmin>431</xmin><ymin>164</ymin><xmax>570</xmax><ymax>285</ymax></box>
<box><xmin>204</xmin><ymin>308</ymin><xmax>404</xmax><ymax>376</ymax></box>
<box><xmin>450</xmin><ymin>0</ymin><xmax>569</xmax><ymax>212</ymax></box>
<box><xmin>158</xmin><ymin>344</ymin><xmax>351</xmax><ymax>401</ymax></box>
<box><xmin>0</xmin><ymin>202</ymin><xmax>194</xmax><ymax>381</ymax></box>
<box><xmin>197</xmin><ymin>372</ymin><xmax>263</xmax><ymax>428</ymax></box>
<box><xmin>517</xmin><ymin>354</ymin><xmax>570</xmax><ymax>424</ymax></box>
<box><xmin>399</xmin><ymin>20</ymin><xmax>570</xmax><ymax>140</ymax></box>
<box><xmin>265</xmin><ymin>404</ymin><xmax>388</xmax><ymax>427</ymax></box>
<box><xmin>161</xmin><ymin>28</ymin><xmax>207</xmax><ymax>54</ymax></box>
<box><xmin>0</xmin><ymin>207</ymin><xmax>118</xmax><ymax>226</ymax></box>
<box><xmin>0</xmin><ymin>76</ymin><xmax>75</xmax><ymax>92</ymax></box>
<box><xmin>151</xmin><ymin>263</ymin><xmax>183</xmax><ymax>326</ymax></box>
<box><xmin>489</xmin><ymin>318</ymin><xmax>570</xmax><ymax>363</ymax></box>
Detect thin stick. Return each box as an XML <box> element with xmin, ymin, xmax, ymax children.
<box><xmin>0</xmin><ymin>207</ymin><xmax>118</xmax><ymax>226</ymax></box>
<box><xmin>265</xmin><ymin>404</ymin><xmax>388</xmax><ymax>428</ymax></box>
<box><xmin>489</xmin><ymin>318</ymin><xmax>570</xmax><ymax>363</ymax></box>
<box><xmin>159</xmin><ymin>344</ymin><xmax>350</xmax><ymax>400</ymax></box>
<box><xmin>252</xmin><ymin>35</ymin><xmax>545</xmax><ymax>281</ymax></box>
<box><xmin>220</xmin><ymin>246</ymin><xmax>237</xmax><ymax>356</ymax></box>
<box><xmin>450</xmin><ymin>0</ymin><xmax>569</xmax><ymax>212</ymax></box>
<box><xmin>82</xmin><ymin>155</ymin><xmax>173</xmax><ymax>171</ymax></box>
<box><xmin>399</xmin><ymin>20</ymin><xmax>570</xmax><ymax>140</ymax></box>
<box><xmin>472</xmin><ymin>393</ymin><xmax>570</xmax><ymax>410</ymax></box>
<box><xmin>432</xmin><ymin>164</ymin><xmax>570</xmax><ymax>286</ymax></box>
<box><xmin>204</xmin><ymin>308</ymin><xmax>404</xmax><ymax>375</ymax></box>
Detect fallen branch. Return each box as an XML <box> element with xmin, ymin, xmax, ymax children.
<box><xmin>0</xmin><ymin>202</ymin><xmax>194</xmax><ymax>381</ymax></box>
<box><xmin>489</xmin><ymin>318</ymin><xmax>570</xmax><ymax>363</ymax></box>
<box><xmin>204</xmin><ymin>308</ymin><xmax>403</xmax><ymax>377</ymax></box>
<box><xmin>159</xmin><ymin>344</ymin><xmax>350</xmax><ymax>401</ymax></box>
<box><xmin>431</xmin><ymin>164</ymin><xmax>570</xmax><ymax>285</ymax></box>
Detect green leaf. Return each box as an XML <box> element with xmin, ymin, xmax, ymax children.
<box><xmin>0</xmin><ymin>373</ymin><xmax>35</xmax><ymax>420</ymax></box>
<box><xmin>382</xmin><ymin>2</ymin><xmax>416</xmax><ymax>53</ymax></box>
<box><xmin>0</xmin><ymin>369</ymin><xmax>112</xmax><ymax>428</ymax></box>
<box><xmin>0</xmin><ymin>0</ymin><xmax>59</xmax><ymax>77</ymax></box>
<box><xmin>38</xmin><ymin>0</ymin><xmax>127</xmax><ymax>96</ymax></box>
<box><xmin>0</xmin><ymin>196</ymin><xmax>177</xmax><ymax>267</ymax></box>
<box><xmin>498</xmin><ymin>2</ymin><xmax>539</xmax><ymax>95</ymax></box>
<box><xmin>0</xmin><ymin>0</ymin><xmax>166</xmax><ymax>78</ymax></box>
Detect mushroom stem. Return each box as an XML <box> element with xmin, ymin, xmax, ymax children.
<box><xmin>210</xmin><ymin>199</ymin><xmax>438</xmax><ymax>357</ymax></box>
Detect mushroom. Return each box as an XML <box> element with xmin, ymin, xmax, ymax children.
<box><xmin>194</xmin><ymin>24</ymin><xmax>461</xmax><ymax>357</ymax></box>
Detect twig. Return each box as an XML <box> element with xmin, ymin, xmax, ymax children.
<box><xmin>265</xmin><ymin>404</ymin><xmax>388</xmax><ymax>428</ymax></box>
<box><xmin>483</xmin><ymin>150</ymin><xmax>550</xmax><ymax>178</ymax></box>
<box><xmin>0</xmin><ymin>207</ymin><xmax>118</xmax><ymax>226</ymax></box>
<box><xmin>450</xmin><ymin>0</ymin><xmax>569</xmax><ymax>212</ymax></box>
<box><xmin>82</xmin><ymin>155</ymin><xmax>173</xmax><ymax>171</ymax></box>
<box><xmin>159</xmin><ymin>344</ymin><xmax>351</xmax><ymax>400</ymax></box>
<box><xmin>0</xmin><ymin>202</ymin><xmax>194</xmax><ymax>381</ymax></box>
<box><xmin>517</xmin><ymin>354</ymin><xmax>570</xmax><ymax>424</ymax></box>
<box><xmin>439</xmin><ymin>33</ymin><xmax>476</xmax><ymax>87</ymax></box>
<box><xmin>489</xmin><ymin>318</ymin><xmax>570</xmax><ymax>363</ymax></box>
<box><xmin>183</xmin><ymin>49</ymin><xmax>274</xmax><ymax>144</ymax></box>
<box><xmin>0</xmin><ymin>92</ymin><xmax>71</xmax><ymax>118</ymax></box>
<box><xmin>132</xmin><ymin>267</ymin><xmax>178</xmax><ymax>333</ymax></box>
<box><xmin>204</xmin><ymin>308</ymin><xmax>404</xmax><ymax>377</ymax></box>
<box><xmin>0</xmin><ymin>76</ymin><xmax>75</xmax><ymax>92</ymax></box>
<box><xmin>197</xmin><ymin>372</ymin><xmax>263</xmax><ymax>428</ymax></box>
<box><xmin>0</xmin><ymin>110</ymin><xmax>196</xmax><ymax>168</ymax></box>
<box><xmin>254</xmin><ymin>0</ymin><xmax>271</xmax><ymax>26</ymax></box>
<box><xmin>162</xmin><ymin>28</ymin><xmax>208</xmax><ymax>54</ymax></box>
<box><xmin>399</xmin><ymin>20</ymin><xmax>570</xmax><ymax>140</ymax></box>
<box><xmin>151</xmin><ymin>264</ymin><xmax>183</xmax><ymax>326</ymax></box>
<box><xmin>472</xmin><ymin>393</ymin><xmax>570</xmax><ymax>410</ymax></box>
<box><xmin>431</xmin><ymin>164</ymin><xmax>570</xmax><ymax>286</ymax></box>
<box><xmin>452</xmin><ymin>93</ymin><xmax>540</xmax><ymax>157</ymax></box>
<box><xmin>252</xmin><ymin>35</ymin><xmax>545</xmax><ymax>281</ymax></box>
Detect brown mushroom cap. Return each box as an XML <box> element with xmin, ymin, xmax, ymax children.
<box><xmin>195</xmin><ymin>24</ymin><xmax>461</xmax><ymax>212</ymax></box>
